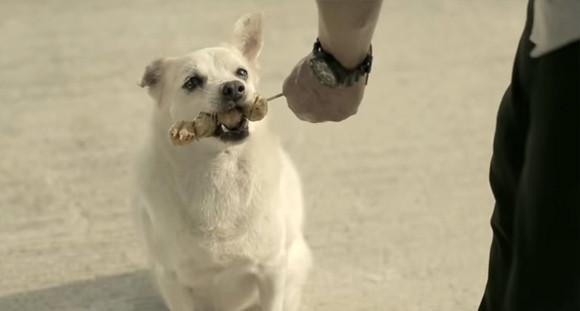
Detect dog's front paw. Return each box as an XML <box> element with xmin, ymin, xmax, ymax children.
<box><xmin>169</xmin><ymin>121</ymin><xmax>196</xmax><ymax>145</ymax></box>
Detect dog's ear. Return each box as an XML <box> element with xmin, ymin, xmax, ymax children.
<box><xmin>231</xmin><ymin>13</ymin><xmax>264</xmax><ymax>63</ymax></box>
<box><xmin>139</xmin><ymin>57</ymin><xmax>168</xmax><ymax>104</ymax></box>
<box><xmin>139</xmin><ymin>57</ymin><xmax>165</xmax><ymax>88</ymax></box>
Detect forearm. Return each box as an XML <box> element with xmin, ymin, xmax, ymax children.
<box><xmin>316</xmin><ymin>0</ymin><xmax>382</xmax><ymax>69</ymax></box>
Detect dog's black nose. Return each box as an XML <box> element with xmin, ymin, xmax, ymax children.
<box><xmin>221</xmin><ymin>80</ymin><xmax>245</xmax><ymax>102</ymax></box>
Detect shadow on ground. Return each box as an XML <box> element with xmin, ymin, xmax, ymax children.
<box><xmin>0</xmin><ymin>271</ymin><xmax>166</xmax><ymax>311</ymax></box>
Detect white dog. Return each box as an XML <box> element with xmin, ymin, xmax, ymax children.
<box><xmin>132</xmin><ymin>13</ymin><xmax>311</xmax><ymax>311</ymax></box>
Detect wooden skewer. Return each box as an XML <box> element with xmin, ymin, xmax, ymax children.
<box><xmin>266</xmin><ymin>93</ymin><xmax>284</xmax><ymax>102</ymax></box>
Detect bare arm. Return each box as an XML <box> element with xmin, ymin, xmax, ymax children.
<box><xmin>317</xmin><ymin>0</ymin><xmax>383</xmax><ymax>68</ymax></box>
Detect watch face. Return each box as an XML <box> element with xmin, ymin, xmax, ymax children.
<box><xmin>310</xmin><ymin>57</ymin><xmax>338</xmax><ymax>88</ymax></box>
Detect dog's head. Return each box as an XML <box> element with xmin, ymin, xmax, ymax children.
<box><xmin>140</xmin><ymin>13</ymin><xmax>264</xmax><ymax>144</ymax></box>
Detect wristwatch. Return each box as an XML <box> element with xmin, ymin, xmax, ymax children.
<box><xmin>309</xmin><ymin>38</ymin><xmax>373</xmax><ymax>88</ymax></box>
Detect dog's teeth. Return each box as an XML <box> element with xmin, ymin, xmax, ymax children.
<box><xmin>220</xmin><ymin>124</ymin><xmax>229</xmax><ymax>132</ymax></box>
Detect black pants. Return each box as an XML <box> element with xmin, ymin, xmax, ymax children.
<box><xmin>478</xmin><ymin>1</ymin><xmax>580</xmax><ymax>310</ymax></box>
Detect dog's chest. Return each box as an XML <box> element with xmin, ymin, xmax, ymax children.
<box><xmin>187</xmin><ymin>151</ymin><xmax>254</xmax><ymax>224</ymax></box>
<box><xmin>146</xmin><ymin>149</ymin><xmax>283</xmax><ymax>266</ymax></box>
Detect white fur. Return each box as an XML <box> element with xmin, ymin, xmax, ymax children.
<box><xmin>132</xmin><ymin>13</ymin><xmax>311</xmax><ymax>311</ymax></box>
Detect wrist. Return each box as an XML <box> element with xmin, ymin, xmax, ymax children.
<box><xmin>317</xmin><ymin>38</ymin><xmax>370</xmax><ymax>69</ymax></box>
<box><xmin>316</xmin><ymin>0</ymin><xmax>382</xmax><ymax>68</ymax></box>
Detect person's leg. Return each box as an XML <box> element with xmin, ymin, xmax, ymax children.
<box><xmin>505</xmin><ymin>37</ymin><xmax>580</xmax><ymax>311</ymax></box>
<box><xmin>480</xmin><ymin>1</ymin><xmax>580</xmax><ymax>310</ymax></box>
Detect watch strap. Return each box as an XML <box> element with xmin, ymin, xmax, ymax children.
<box><xmin>309</xmin><ymin>38</ymin><xmax>373</xmax><ymax>88</ymax></box>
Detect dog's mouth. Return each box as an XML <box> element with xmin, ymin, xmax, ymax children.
<box><xmin>214</xmin><ymin>118</ymin><xmax>249</xmax><ymax>142</ymax></box>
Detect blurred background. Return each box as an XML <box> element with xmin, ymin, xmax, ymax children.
<box><xmin>0</xmin><ymin>0</ymin><xmax>528</xmax><ymax>310</ymax></box>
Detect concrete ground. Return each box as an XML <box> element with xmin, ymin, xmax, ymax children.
<box><xmin>0</xmin><ymin>0</ymin><xmax>527</xmax><ymax>310</ymax></box>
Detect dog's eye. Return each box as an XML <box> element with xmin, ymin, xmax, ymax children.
<box><xmin>183</xmin><ymin>76</ymin><xmax>203</xmax><ymax>91</ymax></box>
<box><xmin>235</xmin><ymin>68</ymin><xmax>248</xmax><ymax>79</ymax></box>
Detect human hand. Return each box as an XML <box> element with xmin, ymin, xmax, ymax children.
<box><xmin>282</xmin><ymin>54</ymin><xmax>366</xmax><ymax>123</ymax></box>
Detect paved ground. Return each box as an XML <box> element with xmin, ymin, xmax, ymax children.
<box><xmin>0</xmin><ymin>0</ymin><xmax>527</xmax><ymax>310</ymax></box>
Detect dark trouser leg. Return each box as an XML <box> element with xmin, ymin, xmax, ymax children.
<box><xmin>506</xmin><ymin>40</ymin><xmax>580</xmax><ymax>311</ymax></box>
<box><xmin>479</xmin><ymin>1</ymin><xmax>580</xmax><ymax>310</ymax></box>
